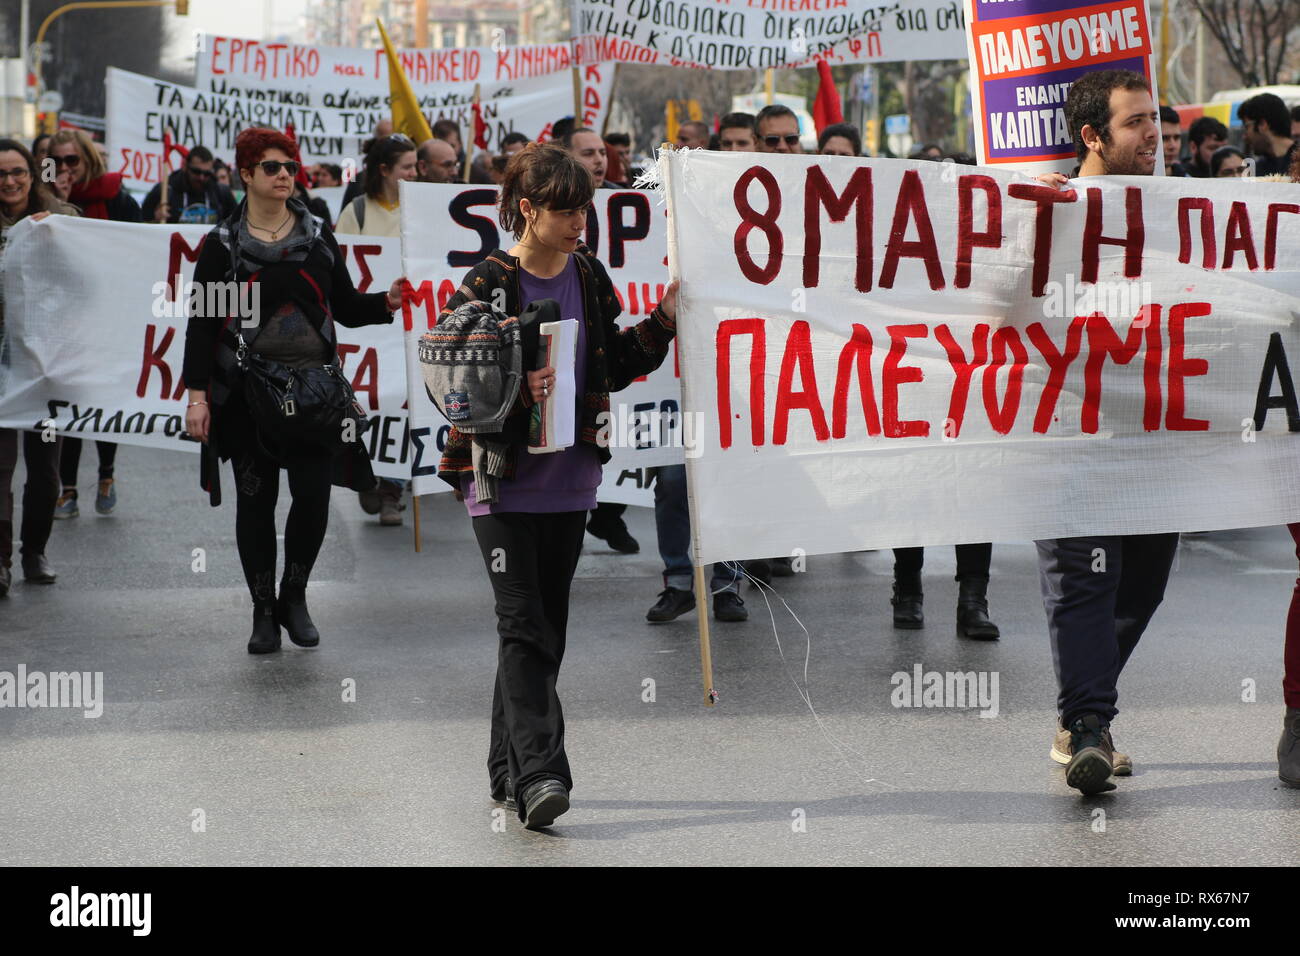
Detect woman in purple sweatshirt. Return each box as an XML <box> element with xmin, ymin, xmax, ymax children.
<box><xmin>437</xmin><ymin>143</ymin><xmax>678</xmax><ymax>828</ymax></box>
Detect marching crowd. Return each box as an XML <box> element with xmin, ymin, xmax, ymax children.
<box><xmin>1</xmin><ymin>68</ymin><xmax>1299</xmax><ymax>829</ymax></box>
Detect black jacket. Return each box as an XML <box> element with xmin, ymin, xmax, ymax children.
<box><xmin>142</xmin><ymin>168</ymin><xmax>237</xmax><ymax>224</ymax></box>
<box><xmin>184</xmin><ymin>198</ymin><xmax>394</xmax><ymax>504</ymax></box>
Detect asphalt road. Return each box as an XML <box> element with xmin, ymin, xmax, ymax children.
<box><xmin>2</xmin><ymin>446</ymin><xmax>1297</xmax><ymax>865</ymax></box>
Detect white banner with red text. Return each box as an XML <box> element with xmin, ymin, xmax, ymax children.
<box><xmin>0</xmin><ymin>215</ymin><xmax>414</xmax><ymax>481</ymax></box>
<box><xmin>662</xmin><ymin>149</ymin><xmax>1300</xmax><ymax>564</ymax></box>
<box><xmin>570</xmin><ymin>0</ymin><xmax>968</xmax><ymax>70</ymax></box>
<box><xmin>397</xmin><ymin>181</ymin><xmax>683</xmax><ymax>501</ymax></box>
<box><xmin>195</xmin><ymin>34</ymin><xmax>613</xmax><ymax>149</ymax></box>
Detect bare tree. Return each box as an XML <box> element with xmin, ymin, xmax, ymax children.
<box><xmin>1189</xmin><ymin>0</ymin><xmax>1300</xmax><ymax>87</ymax></box>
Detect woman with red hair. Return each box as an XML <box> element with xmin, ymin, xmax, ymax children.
<box><xmin>184</xmin><ymin>127</ymin><xmax>407</xmax><ymax>654</ymax></box>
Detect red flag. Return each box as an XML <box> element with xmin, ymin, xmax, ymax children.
<box><xmin>162</xmin><ymin>128</ymin><xmax>189</xmax><ymax>165</ymax></box>
<box><xmin>284</xmin><ymin>122</ymin><xmax>313</xmax><ymax>189</ymax></box>
<box><xmin>812</xmin><ymin>59</ymin><xmax>844</xmax><ymax>135</ymax></box>
<box><xmin>472</xmin><ymin>100</ymin><xmax>489</xmax><ymax>150</ymax></box>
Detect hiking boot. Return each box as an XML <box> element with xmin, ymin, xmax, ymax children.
<box><xmin>1052</xmin><ymin>720</ymin><xmax>1131</xmax><ymax>775</ymax></box>
<box><xmin>956</xmin><ymin>575</ymin><xmax>999</xmax><ymax>640</ymax></box>
<box><xmin>53</xmin><ymin>489</ymin><xmax>79</xmax><ymax>520</ymax></box>
<box><xmin>1279</xmin><ymin>707</ymin><xmax>1300</xmax><ymax>788</ymax></box>
<box><xmin>646</xmin><ymin>587</ymin><xmax>695</xmax><ymax>623</ymax></box>
<box><xmin>713</xmin><ymin>590</ymin><xmax>748</xmax><ymax>622</ymax></box>
<box><xmin>1064</xmin><ymin>714</ymin><xmax>1117</xmax><ymax>795</ymax></box>
<box><xmin>891</xmin><ymin>573</ymin><xmax>923</xmax><ymax>629</ymax></box>
<box><xmin>94</xmin><ymin>478</ymin><xmax>117</xmax><ymax>515</ymax></box>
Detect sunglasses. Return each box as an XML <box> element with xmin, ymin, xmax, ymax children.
<box><xmin>187</xmin><ymin>166</ymin><xmax>214</xmax><ymax>178</ymax></box>
<box><xmin>50</xmin><ymin>154</ymin><xmax>80</xmax><ymax>168</ymax></box>
<box><xmin>253</xmin><ymin>160</ymin><xmax>301</xmax><ymax>176</ymax></box>
<box><xmin>388</xmin><ymin>133</ymin><xmax>414</xmax><ymax>145</ymax></box>
<box><xmin>0</xmin><ymin>167</ymin><xmax>30</xmax><ymax>181</ymax></box>
<box><xmin>763</xmin><ymin>134</ymin><xmax>801</xmax><ymax>148</ymax></box>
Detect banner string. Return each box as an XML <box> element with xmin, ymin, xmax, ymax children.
<box><xmin>737</xmin><ymin>564</ymin><xmax>899</xmax><ymax>792</ymax></box>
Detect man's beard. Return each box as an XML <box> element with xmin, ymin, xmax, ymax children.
<box><xmin>1101</xmin><ymin>142</ymin><xmax>1154</xmax><ymax>176</ymax></box>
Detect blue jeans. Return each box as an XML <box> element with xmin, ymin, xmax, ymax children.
<box><xmin>653</xmin><ymin>465</ymin><xmax>741</xmax><ymax>594</ymax></box>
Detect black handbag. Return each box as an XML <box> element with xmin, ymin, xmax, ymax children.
<box><xmin>236</xmin><ymin>331</ymin><xmax>369</xmax><ymax>453</ymax></box>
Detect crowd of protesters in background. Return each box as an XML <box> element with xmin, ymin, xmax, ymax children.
<box><xmin>6</xmin><ymin>77</ymin><xmax>1300</xmax><ymax>806</ymax></box>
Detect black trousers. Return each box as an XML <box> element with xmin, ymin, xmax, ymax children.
<box><xmin>472</xmin><ymin>510</ymin><xmax>587</xmax><ymax>813</ymax></box>
<box><xmin>893</xmin><ymin>543</ymin><xmax>992</xmax><ymax>580</ymax></box>
<box><xmin>0</xmin><ymin>429</ymin><xmax>62</xmax><ymax>568</ymax></box>
<box><xmin>231</xmin><ymin>439</ymin><xmax>333</xmax><ymax>603</ymax></box>
<box><xmin>1036</xmin><ymin>533</ymin><xmax>1179</xmax><ymax>728</ymax></box>
<box><xmin>59</xmin><ymin>437</ymin><xmax>117</xmax><ymax>486</ymax></box>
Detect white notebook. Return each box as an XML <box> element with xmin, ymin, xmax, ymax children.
<box><xmin>527</xmin><ymin>318</ymin><xmax>578</xmax><ymax>454</ymax></box>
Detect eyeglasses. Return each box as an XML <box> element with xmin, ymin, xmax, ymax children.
<box><xmin>187</xmin><ymin>166</ymin><xmax>214</xmax><ymax>178</ymax></box>
<box><xmin>50</xmin><ymin>154</ymin><xmax>80</xmax><ymax>168</ymax></box>
<box><xmin>762</xmin><ymin>134</ymin><xmax>801</xmax><ymax>148</ymax></box>
<box><xmin>253</xmin><ymin>160</ymin><xmax>301</xmax><ymax>176</ymax></box>
<box><xmin>0</xmin><ymin>167</ymin><xmax>30</xmax><ymax>181</ymax></box>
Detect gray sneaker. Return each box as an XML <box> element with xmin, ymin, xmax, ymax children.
<box><xmin>95</xmin><ymin>478</ymin><xmax>117</xmax><ymax>515</ymax></box>
<box><xmin>53</xmin><ymin>490</ymin><xmax>79</xmax><ymax>520</ymax></box>
<box><xmin>1279</xmin><ymin>707</ymin><xmax>1300</xmax><ymax>788</ymax></box>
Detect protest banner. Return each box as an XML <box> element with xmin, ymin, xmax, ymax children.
<box><xmin>397</xmin><ymin>182</ymin><xmax>683</xmax><ymax>501</ymax></box>
<box><xmin>107</xmin><ymin>67</ymin><xmax>366</xmax><ymax>193</ymax></box>
<box><xmin>963</xmin><ymin>0</ymin><xmax>1159</xmax><ymax>174</ymax></box>
<box><xmin>0</xmin><ymin>216</ymin><xmax>412</xmax><ymax>481</ymax></box>
<box><xmin>195</xmin><ymin>34</ymin><xmax>614</xmax><ymax>148</ymax></box>
<box><xmin>570</xmin><ymin>0</ymin><xmax>968</xmax><ymax>70</ymax></box>
<box><xmin>660</xmin><ymin>149</ymin><xmax>1300</xmax><ymax>565</ymax></box>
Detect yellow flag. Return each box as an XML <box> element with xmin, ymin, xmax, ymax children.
<box><xmin>376</xmin><ymin>19</ymin><xmax>433</xmax><ymax>144</ymax></box>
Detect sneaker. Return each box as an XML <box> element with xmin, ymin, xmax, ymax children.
<box><xmin>1051</xmin><ymin>721</ymin><xmax>1132</xmax><ymax>775</ymax></box>
<box><xmin>1064</xmin><ymin>714</ymin><xmax>1117</xmax><ymax>795</ymax></box>
<box><xmin>94</xmin><ymin>478</ymin><xmax>116</xmax><ymax>515</ymax></box>
<box><xmin>713</xmin><ymin>591</ymin><xmax>748</xmax><ymax>622</ymax></box>
<box><xmin>647</xmin><ymin>587</ymin><xmax>695</xmax><ymax>623</ymax></box>
<box><xmin>53</xmin><ymin>490</ymin><xmax>79</xmax><ymax>520</ymax></box>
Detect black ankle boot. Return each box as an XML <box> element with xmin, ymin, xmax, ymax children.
<box><xmin>248</xmin><ymin>601</ymin><xmax>281</xmax><ymax>654</ymax></box>
<box><xmin>276</xmin><ymin>586</ymin><xmax>320</xmax><ymax>647</ymax></box>
<box><xmin>891</xmin><ymin>573</ymin><xmax>924</xmax><ymax>629</ymax></box>
<box><xmin>956</xmin><ymin>575</ymin><xmax>1000</xmax><ymax>641</ymax></box>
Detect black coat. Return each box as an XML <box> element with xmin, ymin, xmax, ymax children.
<box><xmin>183</xmin><ymin>199</ymin><xmax>394</xmax><ymax>505</ymax></box>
